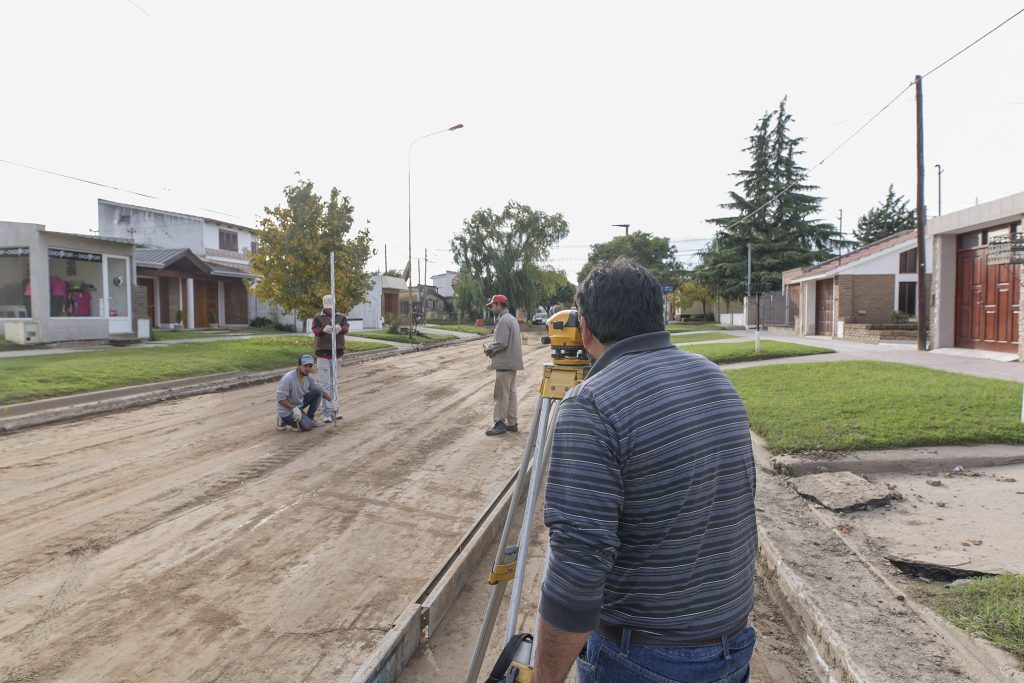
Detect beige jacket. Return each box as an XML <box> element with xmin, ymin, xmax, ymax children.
<box><xmin>487</xmin><ymin>310</ymin><xmax>524</xmax><ymax>371</ymax></box>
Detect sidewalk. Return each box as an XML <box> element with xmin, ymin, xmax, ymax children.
<box><xmin>726</xmin><ymin>329</ymin><xmax>1021</xmax><ymax>382</ymax></box>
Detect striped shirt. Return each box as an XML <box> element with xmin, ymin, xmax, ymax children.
<box><xmin>540</xmin><ymin>331</ymin><xmax>757</xmax><ymax>642</ymax></box>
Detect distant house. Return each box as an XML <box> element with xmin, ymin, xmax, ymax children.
<box><xmin>928</xmin><ymin>191</ymin><xmax>1021</xmax><ymax>359</ymax></box>
<box><xmin>782</xmin><ymin>229</ymin><xmax>927</xmax><ymax>341</ymax></box>
<box><xmin>97</xmin><ymin>199</ymin><xmax>298</xmax><ymax>330</ymax></box>
<box><xmin>345</xmin><ymin>274</ymin><xmax>406</xmax><ymax>330</ymax></box>
<box><xmin>400</xmin><ymin>284</ymin><xmax>452</xmax><ymax>321</ymax></box>
<box><xmin>0</xmin><ymin>221</ymin><xmax>136</xmax><ymax>344</ymax></box>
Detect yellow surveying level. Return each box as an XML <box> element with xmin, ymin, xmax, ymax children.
<box><xmin>465</xmin><ymin>310</ymin><xmax>590</xmax><ymax>683</ymax></box>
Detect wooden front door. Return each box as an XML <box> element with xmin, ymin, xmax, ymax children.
<box><xmin>815</xmin><ymin>279</ymin><xmax>833</xmax><ymax>336</ymax></box>
<box><xmin>956</xmin><ymin>239</ymin><xmax>1020</xmax><ymax>351</ymax></box>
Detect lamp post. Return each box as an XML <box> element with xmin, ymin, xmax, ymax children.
<box><xmin>408</xmin><ymin>123</ymin><xmax>464</xmax><ymax>341</ymax></box>
<box><xmin>934</xmin><ymin>163</ymin><xmax>943</xmax><ymax>216</ymax></box>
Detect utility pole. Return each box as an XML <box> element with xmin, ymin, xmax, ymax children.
<box><xmin>384</xmin><ymin>244</ymin><xmax>388</xmax><ymax>273</ymax></box>
<box><xmin>915</xmin><ymin>75</ymin><xmax>928</xmax><ymax>351</ymax></box>
<box><xmin>837</xmin><ymin>209</ymin><xmax>843</xmax><ymax>264</ymax></box>
<box><xmin>934</xmin><ymin>164</ymin><xmax>944</xmax><ymax>216</ymax></box>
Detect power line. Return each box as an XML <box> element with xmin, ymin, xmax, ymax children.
<box><xmin>1</xmin><ymin>157</ymin><xmax>159</xmax><ymax>200</ymax></box>
<box><xmin>707</xmin><ymin>6</ymin><xmax>1024</xmax><ymax>244</ymax></box>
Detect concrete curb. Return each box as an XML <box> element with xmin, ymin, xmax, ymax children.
<box><xmin>771</xmin><ymin>446</ymin><xmax>1024</xmax><ymax>477</ymax></box>
<box><xmin>351</xmin><ymin>468</ymin><xmax>521</xmax><ymax>683</ymax></box>
<box><xmin>0</xmin><ymin>336</ymin><xmax>481</xmax><ymax>435</ymax></box>
<box><xmin>752</xmin><ymin>432</ymin><xmax>1020</xmax><ymax>681</ymax></box>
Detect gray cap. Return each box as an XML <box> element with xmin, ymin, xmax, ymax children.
<box><xmin>299</xmin><ymin>354</ymin><xmax>315</xmax><ymax>365</ymax></box>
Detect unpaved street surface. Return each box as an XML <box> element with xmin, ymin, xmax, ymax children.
<box><xmin>0</xmin><ymin>341</ymin><xmax>550</xmax><ymax>682</ymax></box>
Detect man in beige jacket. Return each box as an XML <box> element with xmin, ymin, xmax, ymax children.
<box><xmin>483</xmin><ymin>294</ymin><xmax>524</xmax><ymax>435</ymax></box>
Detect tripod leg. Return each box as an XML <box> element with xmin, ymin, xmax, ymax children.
<box><xmin>464</xmin><ymin>395</ymin><xmax>548</xmax><ymax>683</ymax></box>
<box><xmin>503</xmin><ymin>397</ymin><xmax>559</xmax><ymax>644</ymax></box>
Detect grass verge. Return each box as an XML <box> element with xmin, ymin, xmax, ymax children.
<box><xmin>684</xmin><ymin>340</ymin><xmax>834</xmax><ymax>365</ymax></box>
<box><xmin>349</xmin><ymin>330</ymin><xmax>456</xmax><ymax>343</ymax></box>
<box><xmin>0</xmin><ymin>337</ymin><xmax>20</xmax><ymax>351</ymax></box>
<box><xmin>933</xmin><ymin>574</ymin><xmax>1024</xmax><ymax>665</ymax></box>
<box><xmin>666</xmin><ymin>323</ymin><xmax>725</xmax><ymax>332</ymax></box>
<box><xmin>152</xmin><ymin>327</ymin><xmax>284</xmax><ymax>341</ymax></box>
<box><xmin>423</xmin><ymin>323</ymin><xmax>489</xmax><ymax>334</ymax></box>
<box><xmin>671</xmin><ymin>332</ymin><xmax>738</xmax><ymax>344</ymax></box>
<box><xmin>725</xmin><ymin>360</ymin><xmax>1024</xmax><ymax>452</ymax></box>
<box><xmin>0</xmin><ymin>336</ymin><xmax>389</xmax><ymax>405</ymax></box>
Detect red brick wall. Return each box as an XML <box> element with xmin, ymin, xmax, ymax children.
<box><xmin>837</xmin><ymin>274</ymin><xmax>894</xmax><ymax>325</ymax></box>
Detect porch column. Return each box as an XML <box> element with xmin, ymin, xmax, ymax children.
<box><xmin>186</xmin><ymin>278</ymin><xmax>195</xmax><ymax>329</ymax></box>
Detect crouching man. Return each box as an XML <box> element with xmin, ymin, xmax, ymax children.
<box><xmin>276</xmin><ymin>354</ymin><xmax>333</xmax><ymax>431</ymax></box>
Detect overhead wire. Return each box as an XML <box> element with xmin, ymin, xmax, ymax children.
<box><xmin>706</xmin><ymin>6</ymin><xmax>1024</xmax><ymax>243</ymax></box>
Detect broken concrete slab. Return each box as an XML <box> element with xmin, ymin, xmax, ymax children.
<box><xmin>886</xmin><ymin>555</ymin><xmax>997</xmax><ymax>582</ymax></box>
<box><xmin>789</xmin><ymin>471</ymin><xmax>893</xmax><ymax>512</ymax></box>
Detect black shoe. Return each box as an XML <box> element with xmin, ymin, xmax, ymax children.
<box><xmin>486</xmin><ymin>421</ymin><xmax>507</xmax><ymax>436</ymax></box>
<box><xmin>506</xmin><ymin>424</ymin><xmax>518</xmax><ymax>433</ymax></box>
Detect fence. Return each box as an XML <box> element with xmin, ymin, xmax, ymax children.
<box><xmin>744</xmin><ymin>292</ymin><xmax>795</xmax><ymax>329</ymax></box>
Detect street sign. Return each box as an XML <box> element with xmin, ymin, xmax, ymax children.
<box><xmin>661</xmin><ymin>285</ymin><xmax>675</xmax><ymax>293</ymax></box>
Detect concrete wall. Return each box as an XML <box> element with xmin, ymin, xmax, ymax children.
<box><xmin>928</xmin><ymin>191</ymin><xmax>1024</xmax><ymax>358</ymax></box>
<box><xmin>98</xmin><ymin>201</ymin><xmax>205</xmax><ymax>253</ymax></box>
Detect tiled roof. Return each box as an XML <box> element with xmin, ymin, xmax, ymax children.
<box><xmin>788</xmin><ymin>229</ymin><xmax>917</xmax><ymax>281</ymax></box>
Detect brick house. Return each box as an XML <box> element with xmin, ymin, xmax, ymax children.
<box><xmin>782</xmin><ymin>229</ymin><xmax>929</xmax><ymax>340</ymax></box>
<box><xmin>928</xmin><ymin>190</ymin><xmax>1021</xmax><ymax>359</ymax></box>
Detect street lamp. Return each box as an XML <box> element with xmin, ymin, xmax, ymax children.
<box><xmin>934</xmin><ymin>164</ymin><xmax>943</xmax><ymax>216</ymax></box>
<box><xmin>408</xmin><ymin>123</ymin><xmax>464</xmax><ymax>341</ymax></box>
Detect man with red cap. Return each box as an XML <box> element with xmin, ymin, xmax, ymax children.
<box><xmin>483</xmin><ymin>294</ymin><xmax>523</xmax><ymax>435</ymax></box>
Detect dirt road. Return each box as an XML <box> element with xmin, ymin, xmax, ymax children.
<box><xmin>0</xmin><ymin>341</ymin><xmax>551</xmax><ymax>681</ymax></box>
<box><xmin>1</xmin><ymin>338</ymin><xmax>816</xmax><ymax>682</ymax></box>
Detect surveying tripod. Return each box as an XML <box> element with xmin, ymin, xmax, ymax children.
<box><xmin>465</xmin><ymin>309</ymin><xmax>590</xmax><ymax>683</ymax></box>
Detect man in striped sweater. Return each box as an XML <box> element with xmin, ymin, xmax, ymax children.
<box><xmin>534</xmin><ymin>257</ymin><xmax>758</xmax><ymax>683</ymax></box>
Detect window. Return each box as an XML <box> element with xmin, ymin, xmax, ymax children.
<box><xmin>898</xmin><ymin>281</ymin><xmax>916</xmax><ymax>317</ymax></box>
<box><xmin>219</xmin><ymin>230</ymin><xmax>238</xmax><ymax>252</ymax></box>
<box><xmin>898</xmin><ymin>248</ymin><xmax>916</xmax><ymax>274</ymax></box>
<box><xmin>0</xmin><ymin>247</ymin><xmax>31</xmax><ymax>318</ymax></box>
<box><xmin>248</xmin><ymin>237</ymin><xmax>259</xmax><ymax>254</ymax></box>
<box><xmin>46</xmin><ymin>248</ymin><xmax>103</xmax><ymax>317</ymax></box>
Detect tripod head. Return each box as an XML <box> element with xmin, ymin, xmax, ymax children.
<box><xmin>539</xmin><ymin>308</ymin><xmax>589</xmax><ymax>366</ymax></box>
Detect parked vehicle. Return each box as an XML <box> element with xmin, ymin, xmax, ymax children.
<box><xmin>532</xmin><ymin>312</ymin><xmax>549</xmax><ymax>325</ymax></box>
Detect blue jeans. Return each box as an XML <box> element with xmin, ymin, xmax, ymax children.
<box><xmin>281</xmin><ymin>387</ymin><xmax>322</xmax><ymax>429</ymax></box>
<box><xmin>576</xmin><ymin>626</ymin><xmax>755</xmax><ymax>683</ymax></box>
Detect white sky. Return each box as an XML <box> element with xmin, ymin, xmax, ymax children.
<box><xmin>2</xmin><ymin>1</ymin><xmax>1021</xmax><ymax>282</ymax></box>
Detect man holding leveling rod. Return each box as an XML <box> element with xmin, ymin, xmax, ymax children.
<box><xmin>533</xmin><ymin>258</ymin><xmax>758</xmax><ymax>682</ymax></box>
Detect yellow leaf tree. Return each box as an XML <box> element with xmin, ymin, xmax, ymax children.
<box><xmin>249</xmin><ymin>178</ymin><xmax>373</xmax><ymax>321</ymax></box>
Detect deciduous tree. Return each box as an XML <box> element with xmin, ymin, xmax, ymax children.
<box><xmin>577</xmin><ymin>231</ymin><xmax>683</xmax><ymax>285</ymax></box>
<box><xmin>249</xmin><ymin>178</ymin><xmax>373</xmax><ymax>321</ymax></box>
<box><xmin>450</xmin><ymin>201</ymin><xmax>569</xmax><ymax>319</ymax></box>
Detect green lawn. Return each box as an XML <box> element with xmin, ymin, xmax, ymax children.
<box><xmin>725</xmin><ymin>360</ymin><xmax>1024</xmax><ymax>452</ymax></box>
<box><xmin>671</xmin><ymin>332</ymin><xmax>738</xmax><ymax>344</ymax></box>
<box><xmin>666</xmin><ymin>323</ymin><xmax>725</xmax><ymax>332</ymax></box>
<box><xmin>152</xmin><ymin>327</ymin><xmax>284</xmax><ymax>341</ymax></box>
<box><xmin>933</xmin><ymin>573</ymin><xmax>1024</xmax><ymax>665</ymax></box>
<box><xmin>683</xmin><ymin>340</ymin><xmax>834</xmax><ymax>365</ymax></box>
<box><xmin>349</xmin><ymin>330</ymin><xmax>457</xmax><ymax>343</ymax></box>
<box><xmin>0</xmin><ymin>337</ymin><xmax>20</xmax><ymax>351</ymax></box>
<box><xmin>0</xmin><ymin>336</ymin><xmax>389</xmax><ymax>406</ymax></box>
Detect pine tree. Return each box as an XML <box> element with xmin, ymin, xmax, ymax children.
<box><xmin>697</xmin><ymin>98</ymin><xmax>838</xmax><ymax>302</ymax></box>
<box><xmin>854</xmin><ymin>184</ymin><xmax>917</xmax><ymax>246</ymax></box>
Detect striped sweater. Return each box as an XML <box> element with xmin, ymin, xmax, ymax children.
<box><xmin>540</xmin><ymin>331</ymin><xmax>757</xmax><ymax>643</ymax></box>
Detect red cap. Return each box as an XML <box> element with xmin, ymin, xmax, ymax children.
<box><xmin>486</xmin><ymin>294</ymin><xmax>508</xmax><ymax>306</ymax></box>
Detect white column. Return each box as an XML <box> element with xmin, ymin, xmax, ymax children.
<box><xmin>186</xmin><ymin>278</ymin><xmax>195</xmax><ymax>329</ymax></box>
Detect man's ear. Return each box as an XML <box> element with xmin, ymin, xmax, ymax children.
<box><xmin>579</xmin><ymin>314</ymin><xmax>593</xmax><ymax>348</ymax></box>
